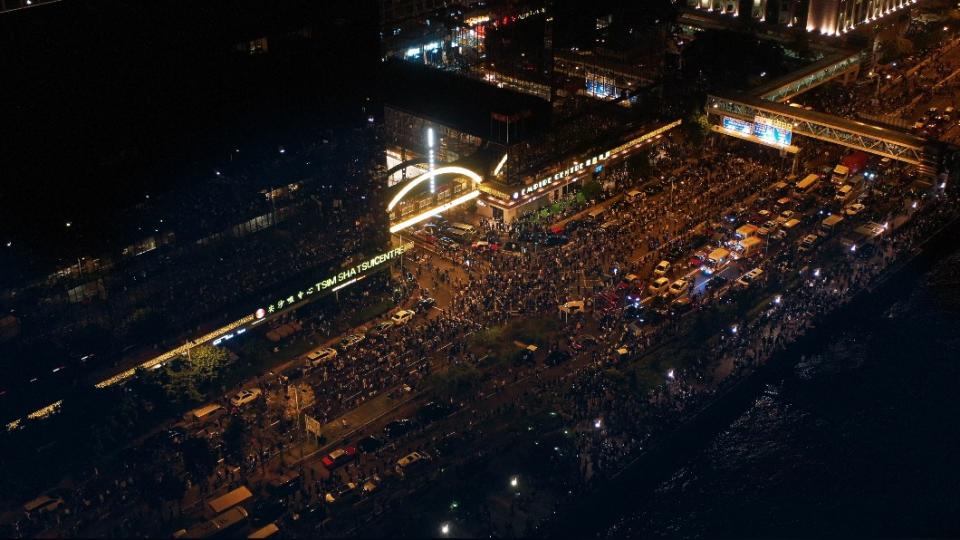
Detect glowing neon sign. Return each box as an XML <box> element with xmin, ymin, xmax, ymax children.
<box><xmin>512</xmin><ymin>152</ymin><xmax>610</xmax><ymax>199</ymax></box>
<box><xmin>262</xmin><ymin>243</ymin><xmax>414</xmax><ymax>314</ymax></box>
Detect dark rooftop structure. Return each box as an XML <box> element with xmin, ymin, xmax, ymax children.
<box><xmin>384</xmin><ymin>59</ymin><xmax>551</xmax><ymax>145</ymax></box>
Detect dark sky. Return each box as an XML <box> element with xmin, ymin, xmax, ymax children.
<box><xmin>0</xmin><ymin>0</ymin><xmax>379</xmax><ymax>274</ymax></box>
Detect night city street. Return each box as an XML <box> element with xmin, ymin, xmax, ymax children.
<box><xmin>2</xmin><ymin>0</ymin><xmax>960</xmax><ymax>538</ymax></box>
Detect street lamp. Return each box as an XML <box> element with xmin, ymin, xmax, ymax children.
<box><xmin>510</xmin><ymin>475</ymin><xmax>519</xmax><ymax>488</ymax></box>
<box><xmin>440</xmin><ymin>522</ymin><xmax>450</xmax><ymax>536</ymax></box>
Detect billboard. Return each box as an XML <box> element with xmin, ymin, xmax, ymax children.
<box><xmin>721</xmin><ymin>116</ymin><xmax>793</xmax><ymax>148</ymax></box>
<box><xmin>753</xmin><ymin>116</ymin><xmax>793</xmax><ymax>147</ymax></box>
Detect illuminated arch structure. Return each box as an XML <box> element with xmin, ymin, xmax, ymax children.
<box><xmin>387</xmin><ymin>165</ymin><xmax>484</xmax><ymax>233</ymax></box>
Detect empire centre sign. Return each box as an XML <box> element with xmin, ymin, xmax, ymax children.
<box><xmin>262</xmin><ymin>243</ymin><xmax>413</xmax><ymax>314</ymax></box>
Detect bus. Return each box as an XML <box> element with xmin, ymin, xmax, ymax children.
<box><xmin>207</xmin><ymin>486</ymin><xmax>252</xmax><ymax>516</ymax></box>
<box><xmin>794</xmin><ymin>174</ymin><xmax>820</xmax><ymax>197</ymax></box>
<box><xmin>182</xmin><ymin>507</ymin><xmax>249</xmax><ymax>539</ymax></box>
<box><xmin>248</xmin><ymin>523</ymin><xmax>280</xmax><ymax>539</ymax></box>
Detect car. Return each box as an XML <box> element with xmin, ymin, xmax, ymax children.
<box><xmin>545</xmin><ymin>350</ymin><xmax>572</xmax><ymax>366</ymax></box>
<box><xmin>438</xmin><ymin>237</ymin><xmax>458</xmax><ymax>250</ymax></box>
<box><xmin>643</xmin><ymin>182</ymin><xmax>663</xmax><ymax>195</ymax></box>
<box><xmin>735</xmin><ymin>267</ymin><xmax>764</xmax><ymax>288</ymax></box>
<box><xmin>572</xmin><ymin>334</ymin><xmax>599</xmax><ymax>349</ymax></box>
<box><xmin>668</xmin><ymin>279</ymin><xmax>687</xmax><ymax>297</ymax></box>
<box><xmin>798</xmin><ymin>234</ymin><xmax>819</xmax><ymax>252</ymax></box>
<box><xmin>502</xmin><ymin>241</ymin><xmax>522</xmax><ymax>253</ymax></box>
<box><xmin>356</xmin><ymin>435</ymin><xmax>384</xmax><ymax>454</ymax></box>
<box><xmin>689</xmin><ymin>251</ymin><xmax>707</xmax><ymax>267</ymax></box>
<box><xmin>844</xmin><ymin>203</ymin><xmax>866</xmax><ymax>216</ymax></box>
<box><xmin>230</xmin><ymin>388</ymin><xmax>263</xmax><ymax>407</ymax></box>
<box><xmin>416</xmin><ymin>296</ymin><xmax>437</xmax><ymax>311</ymax></box>
<box><xmin>395</xmin><ymin>451</ymin><xmax>432</xmax><ymax>476</ymax></box>
<box><xmin>670</xmin><ymin>295</ymin><xmax>694</xmax><ymax>314</ymax></box>
<box><xmin>361</xmin><ymin>475</ymin><xmax>382</xmax><ymax>494</ymax></box>
<box><xmin>417</xmin><ymin>401</ymin><xmax>456</xmax><ymax>423</ymax></box>
<box><xmin>252</xmin><ymin>499</ymin><xmax>289</xmax><ymax>527</ymax></box>
<box><xmin>542</xmin><ymin>234</ymin><xmax>568</xmax><ymax>246</ymax></box>
<box><xmin>305</xmin><ymin>347</ymin><xmax>337</xmax><ymax>367</ymax></box>
<box><xmin>390</xmin><ymin>309</ymin><xmax>416</xmax><ymax>326</ymax></box>
<box><xmin>649</xmin><ymin>277</ymin><xmax>670</xmax><ymax>295</ymax></box>
<box><xmin>321</xmin><ymin>447</ymin><xmax>357</xmax><ymax>469</ymax></box>
<box><xmin>471</xmin><ymin>240</ymin><xmax>500</xmax><ymax>251</ymax></box>
<box><xmin>559</xmin><ymin>300</ymin><xmax>586</xmax><ymax>315</ymax></box>
<box><xmin>338</xmin><ymin>334</ymin><xmax>365</xmax><ymax>350</ymax></box>
<box><xmin>369</xmin><ymin>321</ymin><xmax>394</xmax><ymax>336</ymax></box>
<box><xmin>383</xmin><ymin>418</ymin><xmax>415</xmax><ymax>439</ymax></box>
<box><xmin>324</xmin><ymin>482</ymin><xmax>358</xmax><ymax>504</ymax></box>
<box><xmin>433</xmin><ymin>431</ymin><xmax>468</xmax><ymax>458</ymax></box>
<box><xmin>653</xmin><ymin>260</ymin><xmax>671</xmax><ymax>276</ymax></box>
<box><xmin>167</xmin><ymin>426</ymin><xmax>188</xmax><ymax>446</ymax></box>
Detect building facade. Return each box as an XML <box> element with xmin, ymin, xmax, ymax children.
<box><xmin>688</xmin><ymin>0</ymin><xmax>915</xmax><ymax>33</ymax></box>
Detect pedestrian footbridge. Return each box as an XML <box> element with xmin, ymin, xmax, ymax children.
<box><xmin>706</xmin><ymin>93</ymin><xmax>940</xmax><ymax>174</ymax></box>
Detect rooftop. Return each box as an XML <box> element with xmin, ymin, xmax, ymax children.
<box><xmin>384</xmin><ymin>59</ymin><xmax>550</xmax><ymax>144</ymax></box>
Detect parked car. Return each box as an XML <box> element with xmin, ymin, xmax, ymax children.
<box><xmin>321</xmin><ymin>447</ymin><xmax>357</xmax><ymax>469</ymax></box>
<box><xmin>305</xmin><ymin>347</ymin><xmax>337</xmax><ymax>367</ymax></box>
<box><xmin>230</xmin><ymin>388</ymin><xmax>263</xmax><ymax>407</ymax></box>
<box><xmin>324</xmin><ymin>482</ymin><xmax>358</xmax><ymax>504</ymax></box>
<box><xmin>338</xmin><ymin>334</ymin><xmax>365</xmax><ymax>350</ymax></box>
<box><xmin>417</xmin><ymin>401</ymin><xmax>456</xmax><ymax>424</ymax></box>
<box><xmin>361</xmin><ymin>475</ymin><xmax>382</xmax><ymax>494</ymax></box>
<box><xmin>559</xmin><ymin>300</ymin><xmax>586</xmax><ymax>315</ymax></box>
<box><xmin>369</xmin><ymin>321</ymin><xmax>394</xmax><ymax>336</ymax></box>
<box><xmin>356</xmin><ymin>435</ymin><xmax>384</xmax><ymax>454</ymax></box>
<box><xmin>383</xmin><ymin>418</ymin><xmax>415</xmax><ymax>439</ymax></box>
<box><xmin>653</xmin><ymin>260</ymin><xmax>671</xmax><ymax>276</ymax></box>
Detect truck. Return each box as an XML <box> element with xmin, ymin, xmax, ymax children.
<box><xmin>820</xmin><ymin>214</ymin><xmax>845</xmax><ymax>234</ymax></box>
<box><xmin>739</xmin><ymin>236</ymin><xmax>763</xmax><ymax>258</ymax></box>
<box><xmin>794</xmin><ymin>174</ymin><xmax>820</xmax><ymax>197</ymax></box>
<box><xmin>841</xmin><ymin>151</ymin><xmax>868</xmax><ymax>175</ymax></box>
<box><xmin>703</xmin><ymin>247</ymin><xmax>731</xmax><ymax>274</ymax></box>
<box><xmin>735</xmin><ymin>223</ymin><xmax>759</xmax><ymax>239</ymax></box>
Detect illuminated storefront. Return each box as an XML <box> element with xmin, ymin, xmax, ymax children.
<box><xmin>478</xmin><ymin>120</ymin><xmax>683</xmax><ymax>223</ymax></box>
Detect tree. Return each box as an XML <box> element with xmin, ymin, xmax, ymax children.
<box><xmin>682</xmin><ymin>112</ymin><xmax>711</xmax><ymax>149</ymax></box>
<box><xmin>222</xmin><ymin>416</ymin><xmax>249</xmax><ymax>464</ymax></box>
<box><xmin>581</xmin><ymin>179</ymin><xmax>603</xmax><ymax>201</ymax></box>
<box><xmin>181</xmin><ymin>437</ymin><xmax>218</xmax><ymax>488</ymax></box>
<box><xmin>427</xmin><ymin>365</ymin><xmax>483</xmax><ymax>402</ymax></box>
<box><xmin>186</xmin><ymin>344</ymin><xmax>230</xmax><ymax>385</ymax></box>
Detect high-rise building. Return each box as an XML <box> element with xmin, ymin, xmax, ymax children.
<box><xmin>687</xmin><ymin>0</ymin><xmax>915</xmax><ymax>33</ymax></box>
